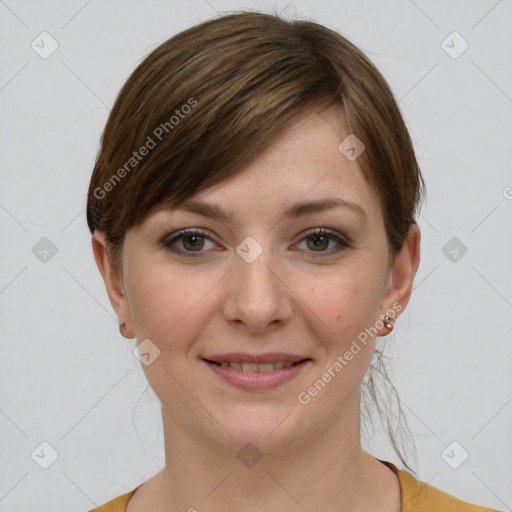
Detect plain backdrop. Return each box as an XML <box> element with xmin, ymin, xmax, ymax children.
<box><xmin>1</xmin><ymin>0</ymin><xmax>511</xmax><ymax>510</ymax></box>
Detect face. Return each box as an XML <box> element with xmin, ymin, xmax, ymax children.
<box><xmin>94</xmin><ymin>104</ymin><xmax>419</xmax><ymax>454</ymax></box>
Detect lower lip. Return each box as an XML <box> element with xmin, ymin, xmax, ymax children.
<box><xmin>203</xmin><ymin>359</ymin><xmax>310</xmax><ymax>391</ymax></box>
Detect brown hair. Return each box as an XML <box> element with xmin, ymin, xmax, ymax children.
<box><xmin>87</xmin><ymin>10</ymin><xmax>425</xmax><ymax>472</ymax></box>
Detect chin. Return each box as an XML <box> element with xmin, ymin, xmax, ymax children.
<box><xmin>206</xmin><ymin>406</ymin><xmax>311</xmax><ymax>454</ymax></box>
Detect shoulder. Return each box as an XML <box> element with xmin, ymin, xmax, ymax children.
<box><xmin>86</xmin><ymin>468</ymin><xmax>501</xmax><ymax>512</ymax></box>
<box><xmin>87</xmin><ymin>486</ymin><xmax>140</xmax><ymax>512</ymax></box>
<box><xmin>396</xmin><ymin>468</ymin><xmax>500</xmax><ymax>512</ymax></box>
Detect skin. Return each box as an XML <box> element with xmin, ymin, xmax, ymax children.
<box><xmin>93</xmin><ymin>104</ymin><xmax>420</xmax><ymax>512</ymax></box>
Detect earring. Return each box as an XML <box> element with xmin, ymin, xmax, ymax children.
<box><xmin>383</xmin><ymin>315</ymin><xmax>395</xmax><ymax>331</ymax></box>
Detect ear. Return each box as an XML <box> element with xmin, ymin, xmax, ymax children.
<box><xmin>91</xmin><ymin>231</ymin><xmax>135</xmax><ymax>339</ymax></box>
<box><xmin>376</xmin><ymin>223</ymin><xmax>421</xmax><ymax>335</ymax></box>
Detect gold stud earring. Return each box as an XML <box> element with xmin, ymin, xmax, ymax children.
<box><xmin>383</xmin><ymin>315</ymin><xmax>395</xmax><ymax>331</ymax></box>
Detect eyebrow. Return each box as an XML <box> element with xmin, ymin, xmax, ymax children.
<box><xmin>173</xmin><ymin>197</ymin><xmax>367</xmax><ymax>221</ymax></box>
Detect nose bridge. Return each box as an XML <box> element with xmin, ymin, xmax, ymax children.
<box><xmin>223</xmin><ymin>234</ymin><xmax>290</xmax><ymax>330</ymax></box>
<box><xmin>235</xmin><ymin>234</ymin><xmax>280</xmax><ymax>300</ymax></box>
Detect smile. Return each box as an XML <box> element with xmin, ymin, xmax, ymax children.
<box><xmin>208</xmin><ymin>360</ymin><xmax>297</xmax><ymax>371</ymax></box>
<box><xmin>202</xmin><ymin>357</ymin><xmax>311</xmax><ymax>391</ymax></box>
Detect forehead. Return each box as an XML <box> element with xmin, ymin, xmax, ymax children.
<box><xmin>145</xmin><ymin>104</ymin><xmax>382</xmax><ymax>229</ymax></box>
<box><xmin>182</xmin><ymin>106</ymin><xmax>376</xmax><ymax>213</ymax></box>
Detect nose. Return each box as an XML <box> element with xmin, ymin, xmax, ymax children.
<box><xmin>221</xmin><ymin>243</ymin><xmax>293</xmax><ymax>333</ymax></box>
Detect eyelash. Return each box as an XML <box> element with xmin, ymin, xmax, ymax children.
<box><xmin>161</xmin><ymin>228</ymin><xmax>352</xmax><ymax>258</ymax></box>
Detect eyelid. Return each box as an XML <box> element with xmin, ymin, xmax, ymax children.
<box><xmin>299</xmin><ymin>227</ymin><xmax>352</xmax><ymax>245</ymax></box>
<box><xmin>161</xmin><ymin>228</ymin><xmax>217</xmax><ymax>253</ymax></box>
<box><xmin>294</xmin><ymin>227</ymin><xmax>352</xmax><ymax>257</ymax></box>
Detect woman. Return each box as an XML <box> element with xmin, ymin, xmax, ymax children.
<box><xmin>86</xmin><ymin>11</ymin><xmax>499</xmax><ymax>512</ymax></box>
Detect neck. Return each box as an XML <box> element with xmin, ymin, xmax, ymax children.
<box><xmin>141</xmin><ymin>389</ymin><xmax>398</xmax><ymax>512</ymax></box>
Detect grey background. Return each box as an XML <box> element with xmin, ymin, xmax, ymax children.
<box><xmin>1</xmin><ymin>0</ymin><xmax>511</xmax><ymax>510</ymax></box>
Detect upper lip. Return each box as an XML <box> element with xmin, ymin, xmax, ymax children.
<box><xmin>202</xmin><ymin>352</ymin><xmax>310</xmax><ymax>364</ymax></box>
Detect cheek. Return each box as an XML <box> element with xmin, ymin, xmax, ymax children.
<box><xmin>126</xmin><ymin>261</ymin><xmax>229</xmax><ymax>361</ymax></box>
<box><xmin>124</xmin><ymin>266</ymin><xmax>215</xmax><ymax>404</ymax></box>
<box><xmin>301</xmin><ymin>263</ymin><xmax>386</xmax><ymax>389</ymax></box>
<box><xmin>309</xmin><ymin>275</ymin><xmax>380</xmax><ymax>398</ymax></box>
<box><xmin>313</xmin><ymin>265</ymin><xmax>383</xmax><ymax>336</ymax></box>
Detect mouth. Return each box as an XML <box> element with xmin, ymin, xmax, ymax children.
<box><xmin>201</xmin><ymin>355</ymin><xmax>312</xmax><ymax>391</ymax></box>
<box><xmin>202</xmin><ymin>359</ymin><xmax>311</xmax><ymax>372</ymax></box>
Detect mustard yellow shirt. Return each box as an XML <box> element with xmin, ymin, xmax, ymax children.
<box><xmin>88</xmin><ymin>461</ymin><xmax>500</xmax><ymax>511</ymax></box>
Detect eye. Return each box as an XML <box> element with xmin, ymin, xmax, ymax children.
<box><xmin>294</xmin><ymin>228</ymin><xmax>352</xmax><ymax>257</ymax></box>
<box><xmin>162</xmin><ymin>229</ymin><xmax>217</xmax><ymax>257</ymax></box>
<box><xmin>162</xmin><ymin>227</ymin><xmax>352</xmax><ymax>258</ymax></box>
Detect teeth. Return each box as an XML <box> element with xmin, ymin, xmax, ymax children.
<box><xmin>256</xmin><ymin>363</ymin><xmax>275</xmax><ymax>373</ymax></box>
<box><xmin>242</xmin><ymin>362</ymin><xmax>259</xmax><ymax>372</ymax></box>
<box><xmin>216</xmin><ymin>361</ymin><xmax>296</xmax><ymax>371</ymax></box>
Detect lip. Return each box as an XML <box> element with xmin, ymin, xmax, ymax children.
<box><xmin>202</xmin><ymin>352</ymin><xmax>309</xmax><ymax>364</ymax></box>
<box><xmin>201</xmin><ymin>356</ymin><xmax>311</xmax><ymax>391</ymax></box>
